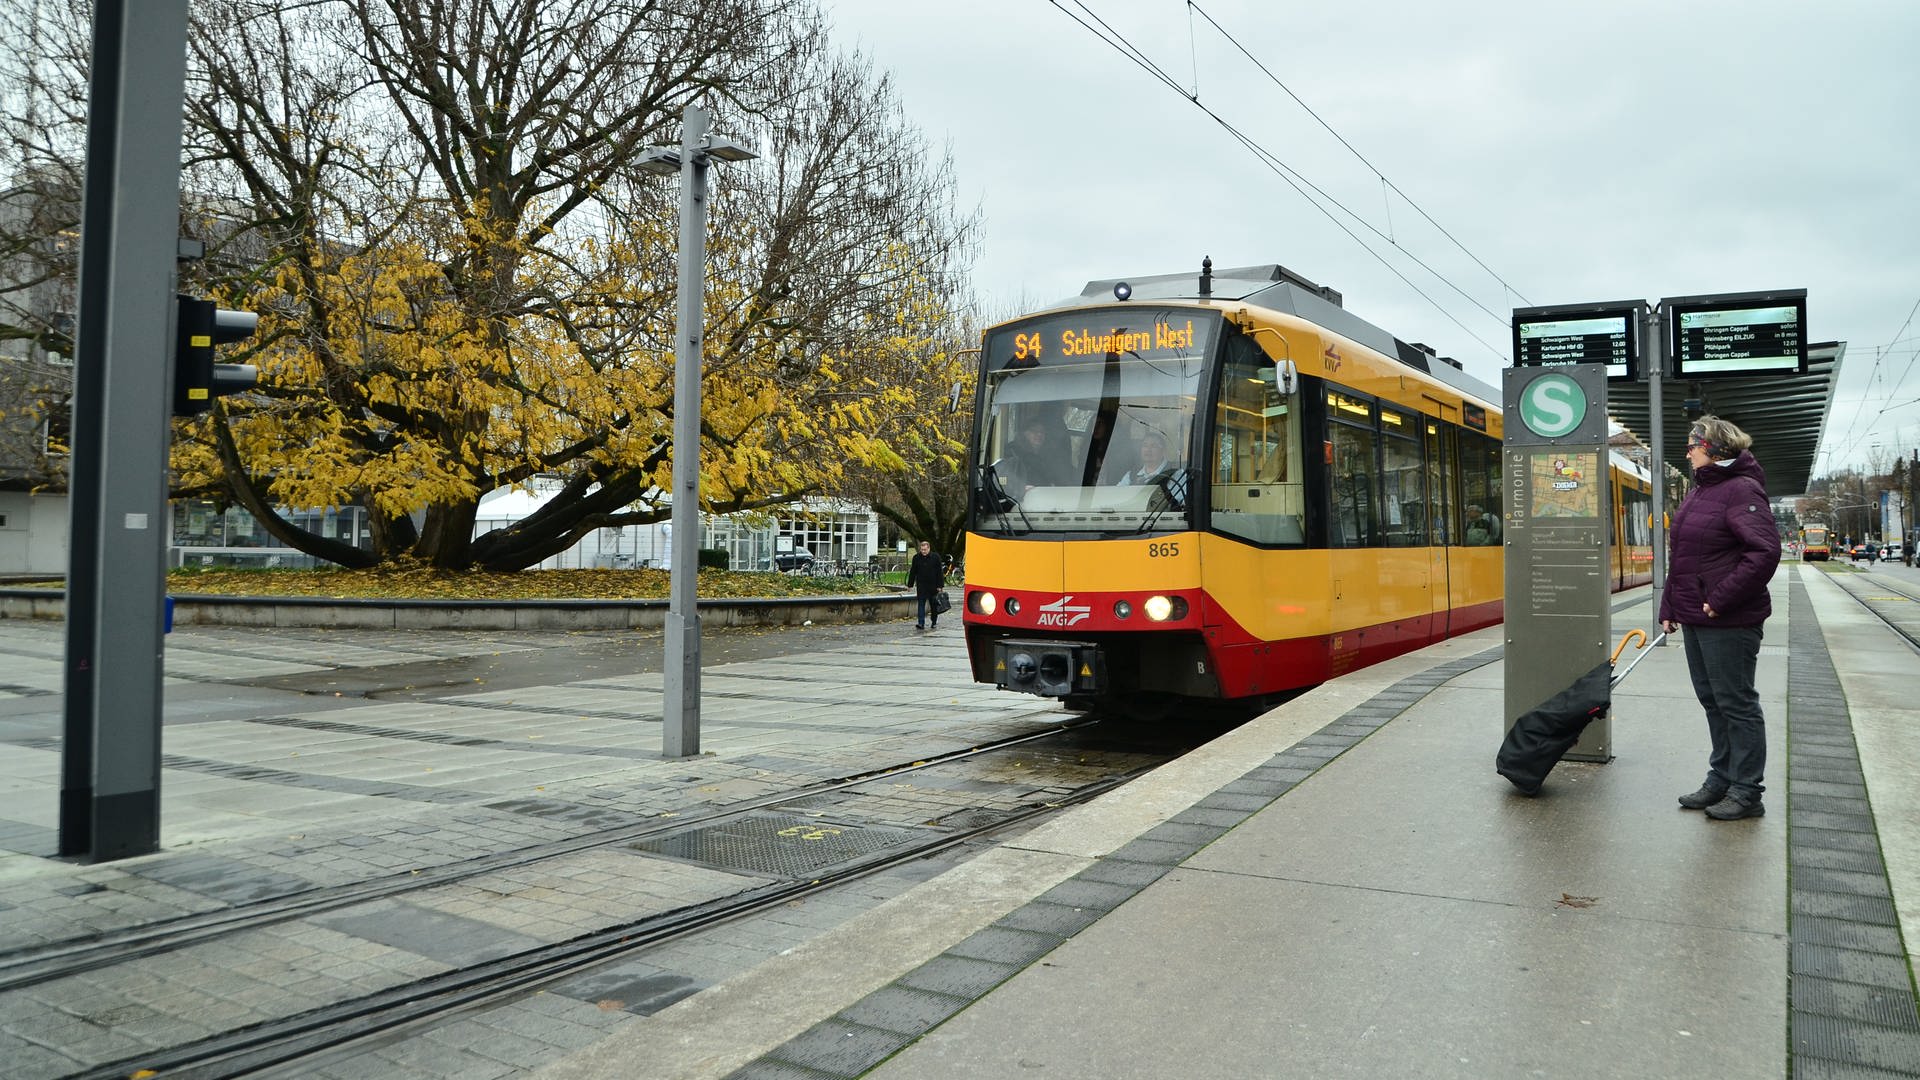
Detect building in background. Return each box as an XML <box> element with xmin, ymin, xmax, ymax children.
<box><xmin>160</xmin><ymin>483</ymin><xmax>880</xmax><ymax>575</ymax></box>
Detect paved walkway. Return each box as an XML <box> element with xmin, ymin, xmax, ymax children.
<box><xmin>539</xmin><ymin>566</ymin><xmax>1920</xmax><ymax>1080</ymax></box>
<box><xmin>1</xmin><ymin>564</ymin><xmax>1916</xmax><ymax>1078</ymax></box>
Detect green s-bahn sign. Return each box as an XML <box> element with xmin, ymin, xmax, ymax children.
<box><xmin>1516</xmin><ymin>372</ymin><xmax>1587</xmax><ymax>439</ymax></box>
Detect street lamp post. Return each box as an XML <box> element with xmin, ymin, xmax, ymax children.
<box><xmin>1827</xmin><ymin>502</ymin><xmax>1873</xmax><ymax>549</ymax></box>
<box><xmin>640</xmin><ymin>105</ymin><xmax>756</xmax><ymax>759</ymax></box>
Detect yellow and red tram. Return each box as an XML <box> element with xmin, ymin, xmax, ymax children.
<box><xmin>1800</xmin><ymin>523</ymin><xmax>1832</xmax><ymax>561</ymax></box>
<box><xmin>961</xmin><ymin>263</ymin><xmax>1654</xmax><ymax>715</ymax></box>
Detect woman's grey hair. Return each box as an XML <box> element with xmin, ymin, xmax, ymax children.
<box><xmin>1689</xmin><ymin>415</ymin><xmax>1752</xmax><ymax>459</ymax></box>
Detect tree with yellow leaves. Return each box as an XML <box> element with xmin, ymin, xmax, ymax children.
<box><xmin>152</xmin><ymin>0</ymin><xmax>977</xmax><ymax>570</ymax></box>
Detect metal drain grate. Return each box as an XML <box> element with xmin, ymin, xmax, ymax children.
<box><xmin>628</xmin><ymin>812</ymin><xmax>921</xmax><ymax>878</ymax></box>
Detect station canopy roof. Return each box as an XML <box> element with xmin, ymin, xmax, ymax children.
<box><xmin>1606</xmin><ymin>341</ymin><xmax>1843</xmax><ymax>498</ymax></box>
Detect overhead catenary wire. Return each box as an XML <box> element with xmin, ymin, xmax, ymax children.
<box><xmin>1185</xmin><ymin>1</ymin><xmax>1532</xmax><ymax>311</ymax></box>
<box><xmin>1825</xmin><ymin>295</ymin><xmax>1920</xmax><ymax>468</ymax></box>
<box><xmin>1204</xmin><ymin>110</ymin><xmax>1510</xmax><ymax>359</ymax></box>
<box><xmin>1045</xmin><ymin>0</ymin><xmax>1518</xmax><ymax>362</ymax></box>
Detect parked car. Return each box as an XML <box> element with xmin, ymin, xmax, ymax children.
<box><xmin>770</xmin><ymin>546</ymin><xmax>816</xmax><ymax>573</ymax></box>
<box><xmin>1882</xmin><ymin>544</ymin><xmax>1899</xmax><ymax>562</ymax></box>
<box><xmin>1849</xmin><ymin>543</ymin><xmax>1877</xmax><ymax>563</ymax></box>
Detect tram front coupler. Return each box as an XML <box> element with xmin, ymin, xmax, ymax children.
<box><xmin>993</xmin><ymin>638</ymin><xmax>1106</xmax><ymax>697</ymax></box>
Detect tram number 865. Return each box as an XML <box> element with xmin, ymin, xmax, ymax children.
<box><xmin>1148</xmin><ymin>542</ymin><xmax>1181</xmax><ymax>558</ymax></box>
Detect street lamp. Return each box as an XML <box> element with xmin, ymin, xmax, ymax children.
<box><xmin>644</xmin><ymin>104</ymin><xmax>757</xmax><ymax>759</ymax></box>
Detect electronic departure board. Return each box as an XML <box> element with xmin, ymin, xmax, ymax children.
<box><xmin>1668</xmin><ymin>289</ymin><xmax>1808</xmax><ymax>377</ymax></box>
<box><xmin>1511</xmin><ymin>302</ymin><xmax>1643</xmax><ymax>381</ymax></box>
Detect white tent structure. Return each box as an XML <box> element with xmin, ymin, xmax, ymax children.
<box><xmin>472</xmin><ymin>477</ymin><xmax>665</xmax><ymax>570</ymax></box>
<box><xmin>473</xmin><ymin>478</ymin><xmax>881</xmax><ymax>573</ymax></box>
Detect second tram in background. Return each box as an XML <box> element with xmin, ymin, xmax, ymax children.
<box><xmin>961</xmin><ymin>262</ymin><xmax>1656</xmax><ymax>717</ymax></box>
<box><xmin>1800</xmin><ymin>523</ymin><xmax>1832</xmax><ymax>561</ymax></box>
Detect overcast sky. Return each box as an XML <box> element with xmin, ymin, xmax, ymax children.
<box><xmin>819</xmin><ymin>0</ymin><xmax>1920</xmax><ymax>484</ymax></box>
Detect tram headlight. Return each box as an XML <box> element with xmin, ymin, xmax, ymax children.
<box><xmin>1113</xmin><ymin>599</ymin><xmax>1133</xmax><ymax>619</ymax></box>
<box><xmin>971</xmin><ymin>591</ymin><xmax>997</xmax><ymax>616</ymax></box>
<box><xmin>1005</xmin><ymin>596</ymin><xmax>1021</xmax><ymax>615</ymax></box>
<box><xmin>1143</xmin><ymin>595</ymin><xmax>1188</xmax><ymax>622</ymax></box>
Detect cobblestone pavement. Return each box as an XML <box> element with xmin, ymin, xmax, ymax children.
<box><xmin>0</xmin><ymin>617</ymin><xmax>1063</xmax><ymax>1077</ymax></box>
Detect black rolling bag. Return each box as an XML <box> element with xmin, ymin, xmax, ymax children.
<box><xmin>1495</xmin><ymin>662</ymin><xmax>1611</xmax><ymax>795</ymax></box>
<box><xmin>1496</xmin><ymin>630</ymin><xmax>1666</xmax><ymax>795</ymax></box>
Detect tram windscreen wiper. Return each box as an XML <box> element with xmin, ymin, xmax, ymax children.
<box><xmin>979</xmin><ymin>461</ymin><xmax>1032</xmax><ymax>534</ymax></box>
<box><xmin>1132</xmin><ymin>467</ymin><xmax>1193</xmax><ymax>533</ymax></box>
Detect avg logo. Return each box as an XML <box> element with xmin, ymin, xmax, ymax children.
<box><xmin>1323</xmin><ymin>344</ymin><xmax>1343</xmax><ymax>371</ymax></box>
<box><xmin>1036</xmin><ymin>595</ymin><xmax>1093</xmax><ymax>627</ymax></box>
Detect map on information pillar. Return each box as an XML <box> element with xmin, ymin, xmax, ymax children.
<box><xmin>1529</xmin><ymin>451</ymin><xmax>1600</xmax><ymax>518</ymax></box>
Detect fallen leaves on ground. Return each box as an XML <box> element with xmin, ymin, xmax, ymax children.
<box><xmin>150</xmin><ymin>566</ymin><xmax>898</xmax><ymax>601</ymax></box>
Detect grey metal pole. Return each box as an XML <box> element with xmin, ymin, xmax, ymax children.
<box><xmin>663</xmin><ymin>105</ymin><xmax>711</xmax><ymax>759</ymax></box>
<box><xmin>60</xmin><ymin>0</ymin><xmax>190</xmax><ymax>859</ymax></box>
<box><xmin>1647</xmin><ymin>303</ymin><xmax>1669</xmax><ymax>642</ymax></box>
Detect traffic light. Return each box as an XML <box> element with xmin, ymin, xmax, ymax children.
<box><xmin>172</xmin><ymin>294</ymin><xmax>259</xmax><ymax>416</ymax></box>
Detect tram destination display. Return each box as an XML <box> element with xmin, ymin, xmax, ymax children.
<box><xmin>1512</xmin><ymin>302</ymin><xmax>1642</xmax><ymax>381</ymax></box>
<box><xmin>1668</xmin><ymin>289</ymin><xmax>1808</xmax><ymax>377</ymax></box>
<box><xmin>984</xmin><ymin>307</ymin><xmax>1220</xmax><ymax>371</ymax></box>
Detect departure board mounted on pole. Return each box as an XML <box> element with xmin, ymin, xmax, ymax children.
<box><xmin>1512</xmin><ymin>301</ymin><xmax>1646</xmax><ymax>382</ymax></box>
<box><xmin>1664</xmin><ymin>288</ymin><xmax>1807</xmax><ymax>378</ymax></box>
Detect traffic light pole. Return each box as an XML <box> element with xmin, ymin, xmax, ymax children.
<box><xmin>59</xmin><ymin>0</ymin><xmax>190</xmax><ymax>861</ymax></box>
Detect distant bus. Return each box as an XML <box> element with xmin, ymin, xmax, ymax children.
<box><xmin>1802</xmin><ymin>523</ymin><xmax>1831</xmax><ymax>561</ymax></box>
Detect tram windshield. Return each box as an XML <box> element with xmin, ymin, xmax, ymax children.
<box><xmin>972</xmin><ymin>307</ymin><xmax>1217</xmax><ymax>535</ymax></box>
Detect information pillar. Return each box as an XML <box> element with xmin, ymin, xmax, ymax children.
<box><xmin>1502</xmin><ymin>363</ymin><xmax>1613</xmax><ymax>762</ymax></box>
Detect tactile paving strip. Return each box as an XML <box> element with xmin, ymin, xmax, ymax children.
<box><xmin>1785</xmin><ymin>576</ymin><xmax>1920</xmax><ymax>1075</ymax></box>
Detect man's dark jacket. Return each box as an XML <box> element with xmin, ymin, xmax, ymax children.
<box><xmin>1658</xmin><ymin>450</ymin><xmax>1780</xmax><ymax>628</ymax></box>
<box><xmin>907</xmin><ymin>552</ymin><xmax>946</xmax><ymax>598</ymax></box>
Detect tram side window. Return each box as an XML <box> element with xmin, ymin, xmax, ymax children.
<box><xmin>1621</xmin><ymin>485</ymin><xmax>1652</xmax><ymax>546</ymax></box>
<box><xmin>1379</xmin><ymin>405</ymin><xmax>1425</xmax><ymax>547</ymax></box>
<box><xmin>1327</xmin><ymin>390</ymin><xmax>1378</xmax><ymax>548</ymax></box>
<box><xmin>1457</xmin><ymin>431</ymin><xmax>1502</xmax><ymax>545</ymax></box>
<box><xmin>1210</xmin><ymin>343</ymin><xmax>1303</xmax><ymax>544</ymax></box>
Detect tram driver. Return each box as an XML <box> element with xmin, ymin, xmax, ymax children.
<box><xmin>1119</xmin><ymin>431</ymin><xmax>1189</xmax><ymax>509</ymax></box>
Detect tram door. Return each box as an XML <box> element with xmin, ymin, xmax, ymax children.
<box><xmin>1423</xmin><ymin>416</ymin><xmax>1456</xmax><ymax>638</ymax></box>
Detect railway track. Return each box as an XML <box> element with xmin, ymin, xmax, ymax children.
<box><xmin>1821</xmin><ymin>564</ymin><xmax>1920</xmax><ymax>651</ymax></box>
<box><xmin>2</xmin><ymin>718</ymin><xmax>1110</xmax><ymax>994</ymax></box>
<box><xmin>11</xmin><ymin>709</ymin><xmax>1222</xmax><ymax>1079</ymax></box>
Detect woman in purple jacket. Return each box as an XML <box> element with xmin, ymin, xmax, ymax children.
<box><xmin>1659</xmin><ymin>416</ymin><xmax>1781</xmax><ymax>821</ymax></box>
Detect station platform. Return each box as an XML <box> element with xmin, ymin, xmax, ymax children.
<box><xmin>0</xmin><ymin>564</ymin><xmax>1916</xmax><ymax>1078</ymax></box>
<box><xmin>541</xmin><ymin>566</ymin><xmax>1920</xmax><ymax>1080</ymax></box>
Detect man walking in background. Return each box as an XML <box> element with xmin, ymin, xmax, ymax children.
<box><xmin>909</xmin><ymin>539</ymin><xmax>946</xmax><ymax>631</ymax></box>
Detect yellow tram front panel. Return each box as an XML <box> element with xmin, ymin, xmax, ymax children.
<box><xmin>964</xmin><ymin>533</ymin><xmax>1067</xmax><ymax>594</ymax></box>
<box><xmin>962</xmin><ymin>533</ymin><xmax>1204</xmax><ymax>628</ymax></box>
<box><xmin>1061</xmin><ymin>536</ymin><xmax>1201</xmax><ymax>594</ymax></box>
